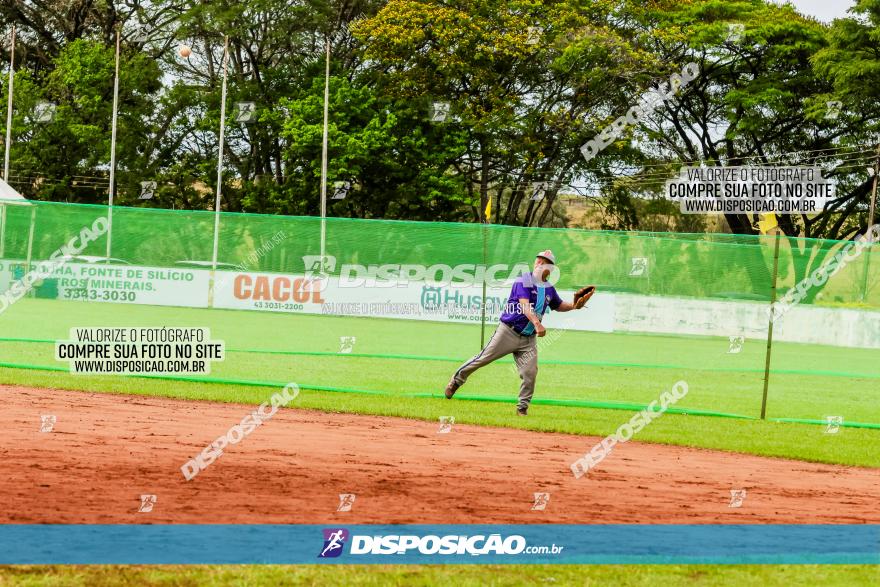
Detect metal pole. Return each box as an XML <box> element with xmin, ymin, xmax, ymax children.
<box><xmin>209</xmin><ymin>36</ymin><xmax>229</xmax><ymax>307</ymax></box>
<box><xmin>319</xmin><ymin>36</ymin><xmax>330</xmax><ymax>265</ymax></box>
<box><xmin>106</xmin><ymin>28</ymin><xmax>121</xmax><ymax>262</ymax></box>
<box><xmin>480</xmin><ymin>217</ymin><xmax>488</xmax><ymax>349</ymax></box>
<box><xmin>870</xmin><ymin>146</ymin><xmax>880</xmax><ymax>231</ymax></box>
<box><xmin>760</xmin><ymin>229</ymin><xmax>782</xmax><ymax>419</ymax></box>
<box><xmin>1</xmin><ymin>26</ymin><xmax>16</xmax><ymax>260</ymax></box>
<box><xmin>4</xmin><ymin>24</ymin><xmax>15</xmax><ymax>182</ymax></box>
<box><xmin>0</xmin><ymin>205</ymin><xmax>5</xmax><ymax>257</ymax></box>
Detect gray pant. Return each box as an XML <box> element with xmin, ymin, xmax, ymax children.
<box><xmin>452</xmin><ymin>323</ymin><xmax>538</xmax><ymax>410</ymax></box>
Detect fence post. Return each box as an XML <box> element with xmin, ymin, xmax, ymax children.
<box><xmin>760</xmin><ymin>230</ymin><xmax>782</xmax><ymax>419</ymax></box>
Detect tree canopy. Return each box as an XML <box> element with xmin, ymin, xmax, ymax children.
<box><xmin>0</xmin><ymin>0</ymin><xmax>877</xmax><ymax>237</ymax></box>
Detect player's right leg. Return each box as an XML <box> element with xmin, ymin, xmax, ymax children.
<box><xmin>445</xmin><ymin>324</ymin><xmax>519</xmax><ymax>398</ymax></box>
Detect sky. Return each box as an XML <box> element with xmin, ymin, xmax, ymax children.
<box><xmin>780</xmin><ymin>0</ymin><xmax>856</xmax><ymax>22</ymax></box>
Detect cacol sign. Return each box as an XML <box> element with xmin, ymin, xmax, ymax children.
<box><xmin>213</xmin><ymin>272</ymin><xmax>325</xmax><ymax>312</ymax></box>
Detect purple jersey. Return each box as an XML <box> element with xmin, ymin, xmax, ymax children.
<box><xmin>499</xmin><ymin>274</ymin><xmax>563</xmax><ymax>335</ymax></box>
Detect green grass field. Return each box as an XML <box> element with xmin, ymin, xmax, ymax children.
<box><xmin>0</xmin><ymin>298</ymin><xmax>877</xmax><ymax>467</ymax></box>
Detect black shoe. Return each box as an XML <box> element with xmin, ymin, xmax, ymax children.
<box><xmin>517</xmin><ymin>407</ymin><xmax>528</xmax><ymax>416</ymax></box>
<box><xmin>445</xmin><ymin>380</ymin><xmax>460</xmax><ymax>399</ymax></box>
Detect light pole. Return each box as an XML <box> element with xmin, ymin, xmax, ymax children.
<box><xmin>208</xmin><ymin>36</ymin><xmax>230</xmax><ymax>307</ymax></box>
<box><xmin>1</xmin><ymin>24</ymin><xmax>15</xmax><ymax>259</ymax></box>
<box><xmin>3</xmin><ymin>24</ymin><xmax>14</xmax><ymax>183</ymax></box>
<box><xmin>869</xmin><ymin>145</ymin><xmax>879</xmax><ymax>232</ymax></box>
<box><xmin>319</xmin><ymin>36</ymin><xmax>331</xmax><ymax>265</ymax></box>
<box><xmin>106</xmin><ymin>27</ymin><xmax>121</xmax><ymax>261</ymax></box>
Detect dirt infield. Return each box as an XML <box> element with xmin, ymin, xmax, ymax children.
<box><xmin>1</xmin><ymin>384</ymin><xmax>878</xmax><ymax>525</ymax></box>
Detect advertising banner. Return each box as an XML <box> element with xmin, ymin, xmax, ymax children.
<box><xmin>212</xmin><ymin>270</ymin><xmax>617</xmax><ymax>333</ymax></box>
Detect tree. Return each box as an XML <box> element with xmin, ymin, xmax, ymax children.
<box><xmin>601</xmin><ymin>0</ymin><xmax>876</xmax><ymax>243</ymax></box>
<box><xmin>814</xmin><ymin>0</ymin><xmax>880</xmax><ymax>233</ymax></box>
<box><xmin>353</xmin><ymin>0</ymin><xmax>649</xmax><ymax>225</ymax></box>
<box><xmin>579</xmin><ymin>0</ymin><xmax>880</xmax><ymax>298</ymax></box>
<box><xmin>276</xmin><ymin>76</ymin><xmax>470</xmax><ymax>219</ymax></box>
<box><xmin>5</xmin><ymin>38</ymin><xmax>161</xmax><ymax>202</ymax></box>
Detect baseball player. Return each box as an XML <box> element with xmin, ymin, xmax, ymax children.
<box><xmin>444</xmin><ymin>250</ymin><xmax>595</xmax><ymax>415</ymax></box>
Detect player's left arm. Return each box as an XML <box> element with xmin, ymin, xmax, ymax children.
<box><xmin>554</xmin><ymin>286</ymin><xmax>595</xmax><ymax>312</ymax></box>
<box><xmin>550</xmin><ymin>288</ymin><xmax>574</xmax><ymax>312</ymax></box>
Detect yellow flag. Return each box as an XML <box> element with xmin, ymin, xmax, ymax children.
<box><xmin>758</xmin><ymin>213</ymin><xmax>778</xmax><ymax>235</ymax></box>
<box><xmin>484</xmin><ymin>198</ymin><xmax>492</xmax><ymax>223</ymax></box>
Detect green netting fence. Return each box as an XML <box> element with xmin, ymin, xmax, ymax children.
<box><xmin>0</xmin><ymin>199</ymin><xmax>878</xmax><ymax>429</ymax></box>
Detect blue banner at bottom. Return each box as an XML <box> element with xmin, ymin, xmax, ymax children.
<box><xmin>0</xmin><ymin>525</ymin><xmax>877</xmax><ymax>565</ymax></box>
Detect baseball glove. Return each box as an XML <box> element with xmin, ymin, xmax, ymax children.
<box><xmin>573</xmin><ymin>286</ymin><xmax>596</xmax><ymax>309</ymax></box>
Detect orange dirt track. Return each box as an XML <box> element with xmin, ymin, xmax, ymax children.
<box><xmin>1</xmin><ymin>385</ymin><xmax>878</xmax><ymax>525</ymax></box>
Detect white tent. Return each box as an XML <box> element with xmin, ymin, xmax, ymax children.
<box><xmin>0</xmin><ymin>177</ymin><xmax>35</xmax><ymax>263</ymax></box>
<box><xmin>0</xmin><ymin>177</ymin><xmax>26</xmax><ymax>202</ymax></box>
